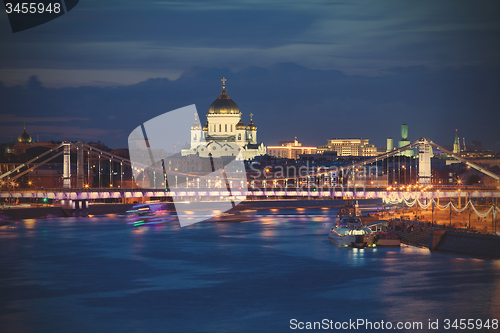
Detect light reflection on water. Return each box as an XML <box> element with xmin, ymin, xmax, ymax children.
<box><xmin>0</xmin><ymin>208</ymin><xmax>499</xmax><ymax>333</ymax></box>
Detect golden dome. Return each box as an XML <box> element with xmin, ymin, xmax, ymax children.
<box><xmin>246</xmin><ymin>113</ymin><xmax>256</xmax><ymax>130</ymax></box>
<box><xmin>191</xmin><ymin>119</ymin><xmax>201</xmax><ymax>130</ymax></box>
<box><xmin>235</xmin><ymin>119</ymin><xmax>246</xmax><ymax>130</ymax></box>
<box><xmin>246</xmin><ymin>120</ymin><xmax>257</xmax><ymax>131</ymax></box>
<box><xmin>208</xmin><ymin>89</ymin><xmax>239</xmax><ymax>114</ymax></box>
<box><xmin>209</xmin><ymin>78</ymin><xmax>239</xmax><ymax>114</ymax></box>
<box><xmin>202</xmin><ymin>121</ymin><xmax>209</xmax><ymax>131</ymax></box>
<box><xmin>18</xmin><ymin>125</ymin><xmax>32</xmax><ymax>144</ymax></box>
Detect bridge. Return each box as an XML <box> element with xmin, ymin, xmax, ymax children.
<box><xmin>0</xmin><ymin>186</ymin><xmax>497</xmax><ymax>201</ymax></box>
<box><xmin>1</xmin><ymin>137</ymin><xmax>499</xmax><ymax>217</ymax></box>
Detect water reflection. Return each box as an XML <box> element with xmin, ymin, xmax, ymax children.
<box><xmin>0</xmin><ymin>211</ymin><xmax>499</xmax><ymax>333</ymax></box>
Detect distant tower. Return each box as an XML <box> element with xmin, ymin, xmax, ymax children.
<box><xmin>190</xmin><ymin>114</ymin><xmax>202</xmax><ymax>148</ymax></box>
<box><xmin>453</xmin><ymin>129</ymin><xmax>460</xmax><ymax>154</ymax></box>
<box><xmin>386</xmin><ymin>138</ymin><xmax>394</xmax><ymax>152</ymax></box>
<box><xmin>398</xmin><ymin>124</ymin><xmax>412</xmax><ymax>157</ymax></box>
<box><xmin>235</xmin><ymin>115</ymin><xmax>246</xmax><ymax>143</ymax></box>
<box><xmin>246</xmin><ymin>113</ymin><xmax>257</xmax><ymax>144</ymax></box>
<box><xmin>462</xmin><ymin>137</ymin><xmax>466</xmax><ymax>152</ymax></box>
<box><xmin>401</xmin><ymin>124</ymin><xmax>408</xmax><ymax>141</ymax></box>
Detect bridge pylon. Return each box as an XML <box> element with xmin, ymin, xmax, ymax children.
<box><xmin>63</xmin><ymin>140</ymin><xmax>71</xmax><ymax>189</ymax></box>
<box><xmin>76</xmin><ymin>141</ymin><xmax>84</xmax><ymax>188</ymax></box>
<box><xmin>418</xmin><ymin>138</ymin><xmax>431</xmax><ymax>185</ymax></box>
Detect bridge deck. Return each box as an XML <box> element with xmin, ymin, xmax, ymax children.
<box><xmin>1</xmin><ymin>187</ymin><xmax>498</xmax><ymax>200</ymax></box>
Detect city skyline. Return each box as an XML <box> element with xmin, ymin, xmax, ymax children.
<box><xmin>1</xmin><ymin>1</ymin><xmax>500</xmax><ymax>150</ymax></box>
<box><xmin>1</xmin><ymin>69</ymin><xmax>499</xmax><ymax>152</ymax></box>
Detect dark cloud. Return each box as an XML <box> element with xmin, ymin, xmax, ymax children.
<box><xmin>1</xmin><ymin>64</ymin><xmax>499</xmax><ymax>151</ymax></box>
<box><xmin>1</xmin><ymin>1</ymin><xmax>499</xmax><ymax>151</ymax></box>
<box><xmin>1</xmin><ymin>0</ymin><xmax>500</xmax><ymax>83</ymax></box>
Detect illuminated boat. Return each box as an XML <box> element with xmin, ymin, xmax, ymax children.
<box><xmin>126</xmin><ymin>203</ymin><xmax>176</xmax><ymax>226</ymax></box>
<box><xmin>329</xmin><ymin>216</ymin><xmax>374</xmax><ymax>248</ymax></box>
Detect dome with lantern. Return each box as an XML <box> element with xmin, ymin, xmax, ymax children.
<box><xmin>208</xmin><ymin>78</ymin><xmax>239</xmax><ymax>114</ymax></box>
<box><xmin>191</xmin><ymin>118</ymin><xmax>201</xmax><ymax>130</ymax></box>
<box><xmin>235</xmin><ymin>119</ymin><xmax>246</xmax><ymax>130</ymax></box>
<box><xmin>18</xmin><ymin>123</ymin><xmax>32</xmax><ymax>143</ymax></box>
<box><xmin>246</xmin><ymin>113</ymin><xmax>257</xmax><ymax>131</ymax></box>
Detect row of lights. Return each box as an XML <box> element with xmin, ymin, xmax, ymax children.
<box><xmin>0</xmin><ymin>180</ymin><xmax>19</xmax><ymax>188</ymax></box>
<box><xmin>386</xmin><ymin>184</ymin><xmax>433</xmax><ymax>191</ymax></box>
<box><xmin>1</xmin><ymin>181</ymin><xmax>117</xmax><ymax>189</ymax></box>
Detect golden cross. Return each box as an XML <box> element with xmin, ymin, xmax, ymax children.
<box><xmin>249</xmin><ymin>113</ymin><xmax>253</xmax><ymax>121</ymax></box>
<box><xmin>221</xmin><ymin>77</ymin><xmax>227</xmax><ymax>89</ymax></box>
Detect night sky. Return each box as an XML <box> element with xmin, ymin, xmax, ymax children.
<box><xmin>1</xmin><ymin>1</ymin><xmax>500</xmax><ymax>150</ymax></box>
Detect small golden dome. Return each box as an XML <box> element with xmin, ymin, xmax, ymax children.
<box><xmin>246</xmin><ymin>120</ymin><xmax>257</xmax><ymax>131</ymax></box>
<box><xmin>246</xmin><ymin>113</ymin><xmax>256</xmax><ymax>131</ymax></box>
<box><xmin>235</xmin><ymin>119</ymin><xmax>246</xmax><ymax>130</ymax></box>
<box><xmin>18</xmin><ymin>125</ymin><xmax>32</xmax><ymax>143</ymax></box>
<box><xmin>191</xmin><ymin>119</ymin><xmax>201</xmax><ymax>130</ymax></box>
<box><xmin>202</xmin><ymin>121</ymin><xmax>209</xmax><ymax>131</ymax></box>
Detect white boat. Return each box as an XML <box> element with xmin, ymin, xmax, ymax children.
<box><xmin>329</xmin><ymin>216</ymin><xmax>375</xmax><ymax>248</ymax></box>
<box><xmin>126</xmin><ymin>203</ymin><xmax>176</xmax><ymax>226</ymax></box>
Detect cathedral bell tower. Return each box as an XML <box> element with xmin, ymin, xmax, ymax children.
<box><xmin>190</xmin><ymin>114</ymin><xmax>202</xmax><ymax>148</ymax></box>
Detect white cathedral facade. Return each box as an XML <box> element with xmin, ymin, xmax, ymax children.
<box><xmin>182</xmin><ymin>78</ymin><xmax>267</xmax><ymax>160</ymax></box>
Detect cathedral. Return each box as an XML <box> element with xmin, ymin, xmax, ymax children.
<box><xmin>182</xmin><ymin>78</ymin><xmax>267</xmax><ymax>160</ymax></box>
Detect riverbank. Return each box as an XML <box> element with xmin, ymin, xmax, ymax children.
<box><xmin>379</xmin><ymin>217</ymin><xmax>500</xmax><ymax>259</ymax></box>
<box><xmin>0</xmin><ymin>203</ymin><xmax>137</xmax><ymax>220</ymax></box>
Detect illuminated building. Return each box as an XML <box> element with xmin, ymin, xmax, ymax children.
<box><xmin>182</xmin><ymin>78</ymin><xmax>266</xmax><ymax>160</ymax></box>
<box><xmin>453</xmin><ymin>129</ymin><xmax>460</xmax><ymax>154</ymax></box>
<box><xmin>267</xmin><ymin>138</ymin><xmax>317</xmax><ymax>159</ymax></box>
<box><xmin>319</xmin><ymin>138</ymin><xmax>377</xmax><ymax>157</ymax></box>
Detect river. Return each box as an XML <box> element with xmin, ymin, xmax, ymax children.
<box><xmin>1</xmin><ymin>208</ymin><xmax>499</xmax><ymax>332</ymax></box>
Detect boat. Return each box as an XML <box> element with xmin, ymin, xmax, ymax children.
<box><xmin>126</xmin><ymin>203</ymin><xmax>176</xmax><ymax>226</ymax></box>
<box><xmin>329</xmin><ymin>216</ymin><xmax>375</xmax><ymax>248</ymax></box>
<box><xmin>374</xmin><ymin>233</ymin><xmax>401</xmax><ymax>247</ymax></box>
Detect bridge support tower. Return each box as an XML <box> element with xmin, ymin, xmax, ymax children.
<box><xmin>63</xmin><ymin>140</ymin><xmax>71</xmax><ymax>188</ymax></box>
<box><xmin>76</xmin><ymin>141</ymin><xmax>84</xmax><ymax>188</ymax></box>
<box><xmin>418</xmin><ymin>138</ymin><xmax>431</xmax><ymax>185</ymax></box>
